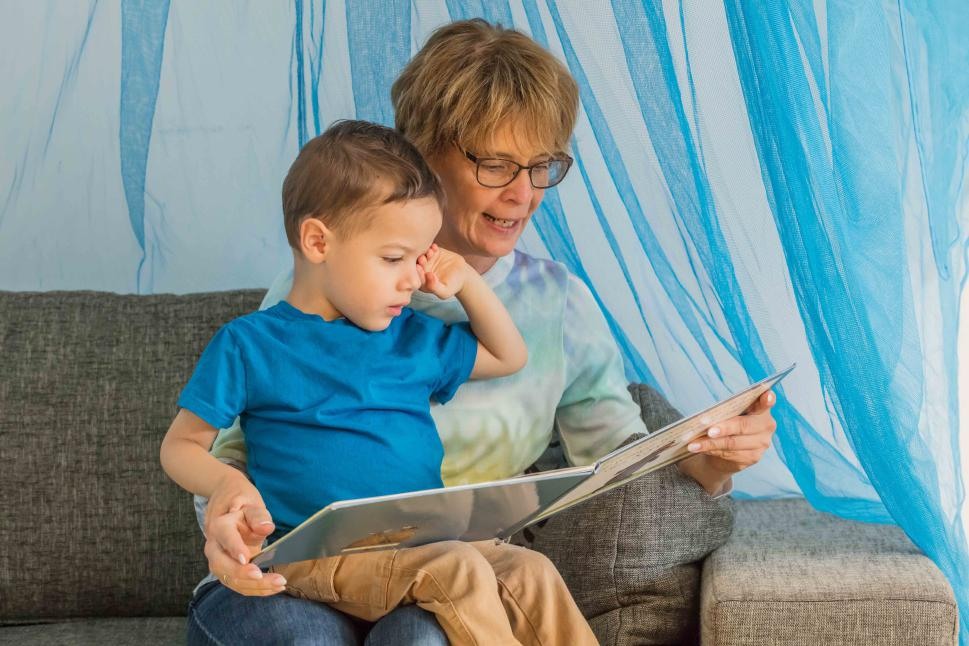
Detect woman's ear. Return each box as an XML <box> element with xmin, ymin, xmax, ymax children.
<box><xmin>299</xmin><ymin>217</ymin><xmax>333</xmax><ymax>263</ymax></box>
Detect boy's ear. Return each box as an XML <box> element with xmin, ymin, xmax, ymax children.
<box><xmin>299</xmin><ymin>217</ymin><xmax>333</xmax><ymax>263</ymax></box>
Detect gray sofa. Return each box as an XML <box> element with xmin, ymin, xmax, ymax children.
<box><xmin>0</xmin><ymin>290</ymin><xmax>958</xmax><ymax>645</ymax></box>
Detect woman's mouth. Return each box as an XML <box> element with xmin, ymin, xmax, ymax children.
<box><xmin>483</xmin><ymin>213</ymin><xmax>518</xmax><ymax>229</ymax></box>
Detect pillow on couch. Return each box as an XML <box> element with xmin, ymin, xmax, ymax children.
<box><xmin>519</xmin><ymin>383</ymin><xmax>734</xmax><ymax>646</ymax></box>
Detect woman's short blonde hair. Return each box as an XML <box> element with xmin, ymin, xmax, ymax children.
<box><xmin>392</xmin><ymin>19</ymin><xmax>579</xmax><ymax>159</ymax></box>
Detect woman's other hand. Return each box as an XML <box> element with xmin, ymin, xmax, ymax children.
<box><xmin>679</xmin><ymin>390</ymin><xmax>778</xmax><ymax>494</ymax></box>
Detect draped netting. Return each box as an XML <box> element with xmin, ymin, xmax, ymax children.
<box><xmin>1</xmin><ymin>1</ymin><xmax>966</xmax><ymax>638</ymax></box>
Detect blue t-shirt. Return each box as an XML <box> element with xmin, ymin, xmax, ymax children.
<box><xmin>178</xmin><ymin>301</ymin><xmax>477</xmax><ymax>533</ymax></box>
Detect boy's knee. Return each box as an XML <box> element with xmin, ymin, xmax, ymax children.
<box><xmin>406</xmin><ymin>540</ymin><xmax>493</xmax><ymax>578</ymax></box>
<box><xmin>504</xmin><ymin>546</ymin><xmax>565</xmax><ymax>587</ymax></box>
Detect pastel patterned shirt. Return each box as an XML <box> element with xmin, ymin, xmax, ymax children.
<box><xmin>211</xmin><ymin>250</ymin><xmax>648</xmax><ymax>485</ymax></box>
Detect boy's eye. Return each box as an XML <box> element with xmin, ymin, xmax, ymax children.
<box><xmin>382</xmin><ymin>257</ymin><xmax>404</xmax><ymax>263</ymax></box>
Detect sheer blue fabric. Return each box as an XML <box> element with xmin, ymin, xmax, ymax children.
<box><xmin>1</xmin><ymin>1</ymin><xmax>966</xmax><ymax>637</ymax></box>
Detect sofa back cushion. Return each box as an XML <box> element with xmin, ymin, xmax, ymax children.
<box><xmin>0</xmin><ymin>290</ymin><xmax>263</xmax><ymax>621</ymax></box>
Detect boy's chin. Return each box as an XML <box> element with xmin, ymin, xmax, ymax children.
<box><xmin>355</xmin><ymin>317</ymin><xmax>393</xmax><ymax>332</ymax></box>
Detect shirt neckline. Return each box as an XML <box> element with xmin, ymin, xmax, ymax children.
<box><xmin>272</xmin><ymin>300</ymin><xmax>348</xmax><ymax>324</ymax></box>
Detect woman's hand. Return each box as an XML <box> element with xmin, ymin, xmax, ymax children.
<box><xmin>418</xmin><ymin>244</ymin><xmax>470</xmax><ymax>299</ymax></box>
<box><xmin>204</xmin><ymin>471</ymin><xmax>286</xmax><ymax>596</ymax></box>
<box><xmin>678</xmin><ymin>390</ymin><xmax>777</xmax><ymax>494</ymax></box>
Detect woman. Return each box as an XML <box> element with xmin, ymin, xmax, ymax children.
<box><xmin>188</xmin><ymin>19</ymin><xmax>776</xmax><ymax>644</ymax></box>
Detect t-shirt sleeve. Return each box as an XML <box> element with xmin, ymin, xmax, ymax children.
<box><xmin>177</xmin><ymin>325</ymin><xmax>248</xmax><ymax>430</ymax></box>
<box><xmin>555</xmin><ymin>276</ymin><xmax>649</xmax><ymax>465</ymax></box>
<box><xmin>431</xmin><ymin>321</ymin><xmax>478</xmax><ymax>405</ymax></box>
<box><xmin>208</xmin><ymin>267</ymin><xmax>291</xmax><ymax>463</ymax></box>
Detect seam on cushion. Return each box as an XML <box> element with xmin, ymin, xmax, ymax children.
<box><xmin>611</xmin><ymin>484</ymin><xmax>625</xmax><ymax>645</ymax></box>
<box><xmin>712</xmin><ymin>597</ymin><xmax>958</xmax><ymax>605</ymax></box>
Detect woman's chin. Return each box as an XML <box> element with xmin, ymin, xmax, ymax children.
<box><xmin>473</xmin><ymin>222</ymin><xmax>524</xmax><ymax>258</ymax></box>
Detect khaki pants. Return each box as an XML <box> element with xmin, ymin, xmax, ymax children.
<box><xmin>274</xmin><ymin>539</ymin><xmax>598</xmax><ymax>646</ymax></box>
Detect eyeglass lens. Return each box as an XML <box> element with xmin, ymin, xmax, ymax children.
<box><xmin>475</xmin><ymin>158</ymin><xmax>570</xmax><ymax>189</ymax></box>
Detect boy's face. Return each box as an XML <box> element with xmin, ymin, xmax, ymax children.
<box><xmin>321</xmin><ymin>197</ymin><xmax>442</xmax><ymax>331</ymax></box>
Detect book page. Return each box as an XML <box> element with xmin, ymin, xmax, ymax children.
<box><xmin>250</xmin><ymin>465</ymin><xmax>592</xmax><ymax>566</ymax></box>
<box><xmin>532</xmin><ymin>364</ymin><xmax>795</xmax><ymax>521</ymax></box>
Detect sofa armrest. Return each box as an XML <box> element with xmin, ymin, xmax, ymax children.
<box><xmin>701</xmin><ymin>499</ymin><xmax>958</xmax><ymax>646</ymax></box>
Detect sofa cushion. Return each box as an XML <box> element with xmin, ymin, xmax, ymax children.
<box><xmin>701</xmin><ymin>498</ymin><xmax>958</xmax><ymax>646</ymax></box>
<box><xmin>0</xmin><ymin>290</ymin><xmax>263</xmax><ymax>621</ymax></box>
<box><xmin>0</xmin><ymin>617</ymin><xmax>186</xmax><ymax>645</ymax></box>
<box><xmin>526</xmin><ymin>383</ymin><xmax>734</xmax><ymax>645</ymax></box>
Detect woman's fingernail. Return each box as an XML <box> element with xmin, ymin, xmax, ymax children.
<box><xmin>708</xmin><ymin>427</ymin><xmax>721</xmax><ymax>437</ymax></box>
<box><xmin>275</xmin><ymin>576</ymin><xmax>287</xmax><ymax>585</ymax></box>
<box><xmin>688</xmin><ymin>442</ymin><xmax>702</xmax><ymax>452</ymax></box>
<box><xmin>238</xmin><ymin>554</ymin><xmax>247</xmax><ymax>565</ymax></box>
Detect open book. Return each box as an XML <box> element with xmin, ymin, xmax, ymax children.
<box><xmin>252</xmin><ymin>363</ymin><xmax>795</xmax><ymax>567</ymax></box>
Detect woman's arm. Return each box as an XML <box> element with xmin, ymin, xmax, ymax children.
<box><xmin>419</xmin><ymin>244</ymin><xmax>527</xmax><ymax>379</ymax></box>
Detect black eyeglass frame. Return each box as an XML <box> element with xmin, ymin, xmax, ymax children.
<box><xmin>461</xmin><ymin>148</ymin><xmax>574</xmax><ymax>189</ymax></box>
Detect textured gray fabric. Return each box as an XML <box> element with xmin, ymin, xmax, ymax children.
<box><xmin>521</xmin><ymin>383</ymin><xmax>734</xmax><ymax>646</ymax></box>
<box><xmin>701</xmin><ymin>498</ymin><xmax>959</xmax><ymax>646</ymax></box>
<box><xmin>0</xmin><ymin>290</ymin><xmax>263</xmax><ymax>621</ymax></box>
<box><xmin>3</xmin><ymin>289</ymin><xmax>954</xmax><ymax>646</ymax></box>
<box><xmin>0</xmin><ymin>617</ymin><xmax>186</xmax><ymax>645</ymax></box>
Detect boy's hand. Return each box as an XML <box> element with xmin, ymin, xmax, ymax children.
<box><xmin>204</xmin><ymin>471</ymin><xmax>286</xmax><ymax>595</ymax></box>
<box><xmin>418</xmin><ymin>244</ymin><xmax>470</xmax><ymax>300</ymax></box>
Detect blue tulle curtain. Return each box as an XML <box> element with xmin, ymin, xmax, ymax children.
<box><xmin>1</xmin><ymin>0</ymin><xmax>966</xmax><ymax>638</ymax></box>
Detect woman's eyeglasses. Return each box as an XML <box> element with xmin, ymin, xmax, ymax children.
<box><xmin>461</xmin><ymin>148</ymin><xmax>573</xmax><ymax>189</ymax></box>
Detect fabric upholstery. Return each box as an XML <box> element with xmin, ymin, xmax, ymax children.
<box><xmin>522</xmin><ymin>383</ymin><xmax>735</xmax><ymax>646</ymax></box>
<box><xmin>0</xmin><ymin>290</ymin><xmax>262</xmax><ymax>620</ymax></box>
<box><xmin>701</xmin><ymin>498</ymin><xmax>959</xmax><ymax>646</ymax></box>
<box><xmin>0</xmin><ymin>617</ymin><xmax>186</xmax><ymax>645</ymax></box>
<box><xmin>1</xmin><ymin>289</ymin><xmax>956</xmax><ymax>646</ymax></box>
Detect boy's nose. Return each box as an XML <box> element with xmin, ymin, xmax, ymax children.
<box><xmin>401</xmin><ymin>266</ymin><xmax>422</xmax><ymax>291</ymax></box>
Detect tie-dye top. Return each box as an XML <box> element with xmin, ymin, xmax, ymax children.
<box><xmin>209</xmin><ymin>250</ymin><xmax>647</xmax><ymax>486</ymax></box>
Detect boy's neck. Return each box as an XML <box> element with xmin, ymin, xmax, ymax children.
<box><xmin>286</xmin><ymin>263</ymin><xmax>342</xmax><ymax>321</ymax></box>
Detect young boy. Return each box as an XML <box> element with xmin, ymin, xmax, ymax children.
<box><xmin>160</xmin><ymin>120</ymin><xmax>598</xmax><ymax>646</ymax></box>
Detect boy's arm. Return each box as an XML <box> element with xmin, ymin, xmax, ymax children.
<box><xmin>161</xmin><ymin>409</ymin><xmax>279</xmax><ymax>578</ymax></box>
<box><xmin>419</xmin><ymin>244</ymin><xmax>527</xmax><ymax>379</ymax></box>
<box><xmin>160</xmin><ymin>408</ymin><xmax>256</xmax><ymax>500</ymax></box>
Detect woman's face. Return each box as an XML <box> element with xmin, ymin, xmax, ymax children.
<box><xmin>428</xmin><ymin>126</ymin><xmax>549</xmax><ymax>273</ymax></box>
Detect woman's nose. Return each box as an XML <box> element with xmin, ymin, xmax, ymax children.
<box><xmin>502</xmin><ymin>169</ymin><xmax>535</xmax><ymax>203</ymax></box>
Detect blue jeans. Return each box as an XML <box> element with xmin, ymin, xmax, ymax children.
<box><xmin>187</xmin><ymin>580</ymin><xmax>449</xmax><ymax>645</ymax></box>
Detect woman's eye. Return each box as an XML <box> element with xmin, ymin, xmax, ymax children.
<box><xmin>382</xmin><ymin>257</ymin><xmax>404</xmax><ymax>263</ymax></box>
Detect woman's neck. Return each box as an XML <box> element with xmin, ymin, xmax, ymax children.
<box><xmin>463</xmin><ymin>253</ymin><xmax>499</xmax><ymax>275</ymax></box>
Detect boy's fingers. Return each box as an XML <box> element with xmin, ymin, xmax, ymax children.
<box><xmin>242</xmin><ymin>505</ymin><xmax>274</xmax><ymax>535</ymax></box>
<box><xmin>208</xmin><ymin>511</ymin><xmax>256</xmax><ymax>567</ymax></box>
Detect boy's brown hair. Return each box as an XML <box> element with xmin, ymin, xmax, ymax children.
<box><xmin>392</xmin><ymin>19</ymin><xmax>579</xmax><ymax>158</ymax></box>
<box><xmin>282</xmin><ymin>120</ymin><xmax>445</xmax><ymax>248</ymax></box>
